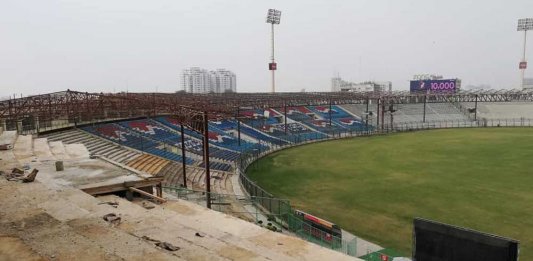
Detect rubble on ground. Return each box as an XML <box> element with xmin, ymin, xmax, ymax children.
<box><xmin>2</xmin><ymin>168</ymin><xmax>39</xmax><ymax>182</ymax></box>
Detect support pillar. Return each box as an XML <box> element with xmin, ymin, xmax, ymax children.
<box><xmin>284</xmin><ymin>104</ymin><xmax>287</xmax><ymax>134</ymax></box>
<box><xmin>365</xmin><ymin>98</ymin><xmax>370</xmax><ymax>130</ymax></box>
<box><xmin>328</xmin><ymin>99</ymin><xmax>333</xmax><ymax>128</ymax></box>
<box><xmin>203</xmin><ymin>112</ymin><xmax>211</xmax><ymax>209</ymax></box>
<box><xmin>390</xmin><ymin>110</ymin><xmax>394</xmax><ymax>131</ymax></box>
<box><xmin>423</xmin><ymin>95</ymin><xmax>427</xmax><ymax>123</ymax></box>
<box><xmin>376</xmin><ymin>98</ymin><xmax>380</xmax><ymax>131</ymax></box>
<box><xmin>0</xmin><ymin>119</ymin><xmax>6</xmax><ymax>134</ymax></box>
<box><xmin>381</xmin><ymin>102</ymin><xmax>385</xmax><ymax>131</ymax></box>
<box><xmin>180</xmin><ymin>124</ymin><xmax>187</xmax><ymax>188</ymax></box>
<box><xmin>35</xmin><ymin>116</ymin><xmax>40</xmax><ymax>134</ymax></box>
<box><xmin>157</xmin><ymin>183</ymin><xmax>163</xmax><ymax>198</ymax></box>
<box><xmin>16</xmin><ymin>119</ymin><xmax>23</xmax><ymax>134</ymax></box>
<box><xmin>474</xmin><ymin>95</ymin><xmax>478</xmax><ymax>122</ymax></box>
<box><xmin>236</xmin><ymin>107</ymin><xmax>241</xmax><ymax>146</ymax></box>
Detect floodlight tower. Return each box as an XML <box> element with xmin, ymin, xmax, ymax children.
<box><xmin>266</xmin><ymin>9</ymin><xmax>281</xmax><ymax>93</ymax></box>
<box><xmin>517</xmin><ymin>18</ymin><xmax>533</xmax><ymax>89</ymax></box>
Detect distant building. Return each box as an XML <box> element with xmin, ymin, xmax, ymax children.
<box><xmin>332</xmin><ymin>77</ymin><xmax>391</xmax><ymax>93</ymax></box>
<box><xmin>181</xmin><ymin>67</ymin><xmax>236</xmax><ymax>93</ymax></box>
<box><xmin>181</xmin><ymin>67</ymin><xmax>211</xmax><ymax>93</ymax></box>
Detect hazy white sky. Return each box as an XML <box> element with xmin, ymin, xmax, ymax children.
<box><xmin>1</xmin><ymin>0</ymin><xmax>532</xmax><ymax>95</ymax></box>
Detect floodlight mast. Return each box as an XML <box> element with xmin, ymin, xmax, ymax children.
<box><xmin>517</xmin><ymin>18</ymin><xmax>533</xmax><ymax>90</ymax></box>
<box><xmin>266</xmin><ymin>9</ymin><xmax>281</xmax><ymax>93</ymax></box>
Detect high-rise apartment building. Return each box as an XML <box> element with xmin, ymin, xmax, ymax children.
<box><xmin>180</xmin><ymin>67</ymin><xmax>236</xmax><ymax>93</ymax></box>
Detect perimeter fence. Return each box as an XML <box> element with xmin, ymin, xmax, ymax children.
<box><xmin>235</xmin><ymin>118</ymin><xmax>533</xmax><ymax>259</ymax></box>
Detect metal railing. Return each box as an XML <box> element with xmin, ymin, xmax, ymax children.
<box><xmin>235</xmin><ymin>118</ymin><xmax>533</xmax><ymax>258</ymax></box>
<box><xmin>288</xmin><ymin>213</ymin><xmax>357</xmax><ymax>256</ymax></box>
<box><xmin>163</xmin><ymin>186</ymin><xmax>264</xmax><ymax>222</ymax></box>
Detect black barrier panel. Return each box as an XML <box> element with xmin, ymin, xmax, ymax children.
<box><xmin>413</xmin><ymin>218</ymin><xmax>519</xmax><ymax>261</ymax></box>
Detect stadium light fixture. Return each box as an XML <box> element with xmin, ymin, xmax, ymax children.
<box><xmin>517</xmin><ymin>18</ymin><xmax>533</xmax><ymax>31</ymax></box>
<box><xmin>517</xmin><ymin>18</ymin><xmax>533</xmax><ymax>90</ymax></box>
<box><xmin>266</xmin><ymin>9</ymin><xmax>281</xmax><ymax>93</ymax></box>
<box><xmin>266</xmin><ymin>9</ymin><xmax>281</xmax><ymax>24</ymax></box>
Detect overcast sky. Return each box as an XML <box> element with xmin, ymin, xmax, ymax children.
<box><xmin>1</xmin><ymin>0</ymin><xmax>532</xmax><ymax>96</ymax></box>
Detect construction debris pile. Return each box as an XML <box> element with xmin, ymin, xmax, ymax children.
<box><xmin>1</xmin><ymin>167</ymin><xmax>38</xmax><ymax>182</ymax></box>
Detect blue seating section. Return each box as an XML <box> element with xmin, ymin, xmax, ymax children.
<box><xmin>155</xmin><ymin>116</ymin><xmax>201</xmax><ymax>138</ymax></box>
<box><xmin>118</xmin><ymin>119</ymin><xmax>179</xmax><ymax>143</ymax></box>
<box><xmin>283</xmin><ymin>106</ymin><xmax>347</xmax><ymax>133</ymax></box>
<box><xmin>157</xmin><ymin>116</ymin><xmax>267</xmax><ymax>153</ymax></box>
<box><xmin>308</xmin><ymin>105</ymin><xmax>366</xmax><ymax>131</ymax></box>
<box><xmin>82</xmin><ymin>108</ymin><xmax>372</xmax><ymax>169</ymax></box>
<box><xmin>82</xmin><ymin>124</ymin><xmax>158</xmax><ymax>150</ymax></box>
<box><xmin>210</xmin><ymin>148</ymin><xmax>241</xmax><ymax>161</ymax></box>
<box><xmin>261</xmin><ymin>123</ymin><xmax>328</xmax><ymax>143</ymax></box>
<box><xmin>199</xmin><ymin>161</ymin><xmax>232</xmax><ymax>172</ymax></box>
<box><xmin>239</xmin><ymin>124</ymin><xmax>288</xmax><ymax>146</ymax></box>
<box><xmin>297</xmin><ymin>119</ymin><xmax>343</xmax><ymax>133</ymax></box>
<box><xmin>308</xmin><ymin>105</ymin><xmax>349</xmax><ymax>119</ymax></box>
<box><xmin>117</xmin><ymin>119</ymin><xmax>209</xmax><ymax>156</ymax></box>
<box><xmin>81</xmin><ymin>124</ymin><xmax>195</xmax><ymax>165</ymax></box>
<box><xmin>145</xmin><ymin>147</ymin><xmax>194</xmax><ymax>164</ymax></box>
<box><xmin>239</xmin><ymin>109</ymin><xmax>283</xmax><ymax>132</ymax></box>
<box><xmin>211</xmin><ymin>119</ymin><xmax>237</xmax><ymax>131</ymax></box>
<box><xmin>208</xmin><ymin>124</ymin><xmax>267</xmax><ymax>152</ymax></box>
<box><xmin>333</xmin><ymin>118</ymin><xmax>367</xmax><ymax>131</ymax></box>
<box><xmin>211</xmin><ymin>120</ymin><xmax>290</xmax><ymax>146</ymax></box>
<box><xmin>155</xmin><ymin>116</ymin><xmax>245</xmax><ymax>161</ymax></box>
<box><xmin>286</xmin><ymin>107</ymin><xmax>313</xmax><ymax>122</ymax></box>
<box><xmin>181</xmin><ymin>137</ymin><xmax>241</xmax><ymax>162</ymax></box>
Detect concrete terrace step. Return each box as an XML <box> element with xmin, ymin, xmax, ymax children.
<box><xmin>105</xmin><ymin>148</ymin><xmax>126</xmax><ymax>159</ymax></box>
<box><xmin>146</xmin><ymin>159</ymin><xmax>168</xmax><ymax>175</ymax></box>
<box><xmin>196</xmin><ymin>171</ymin><xmax>206</xmax><ymax>189</ymax></box>
<box><xmin>223</xmin><ymin>175</ymin><xmax>234</xmax><ymax>194</ymax></box>
<box><xmin>157</xmin><ymin>161</ymin><xmax>174</xmax><ymax>176</ymax></box>
<box><xmin>0</xmin><ymin>180</ymin><xmax>185</xmax><ymax>261</ymax></box>
<box><xmin>47</xmin><ymin>131</ymin><xmax>120</xmax><ymax>159</ymax></box>
<box><xmin>110</xmin><ymin>150</ymin><xmax>132</xmax><ymax>162</ymax></box>
<box><xmin>128</xmin><ymin>154</ymin><xmax>150</xmax><ymax>170</ymax></box>
<box><xmin>160</xmin><ymin>164</ymin><xmax>177</xmax><ymax>185</ymax></box>
<box><xmin>111</xmin><ymin>151</ymin><xmax>134</xmax><ymax>162</ymax></box>
<box><xmin>115</xmin><ymin>152</ymin><xmax>140</xmax><ymax>164</ymax></box>
<box><xmin>64</xmin><ymin>143</ymin><xmax>90</xmax><ymax>159</ymax></box>
<box><xmin>49</xmin><ymin>141</ymin><xmax>71</xmax><ymax>160</ymax></box>
<box><xmin>0</xmin><ymin>130</ymin><xmax>17</xmax><ymax>149</ymax></box>
<box><xmin>76</xmin><ymin>137</ymin><xmax>108</xmax><ymax>148</ymax></box>
<box><xmin>45</xmin><ymin>130</ymin><xmax>83</xmax><ymax>141</ymax></box>
<box><xmin>167</xmin><ymin>165</ymin><xmax>189</xmax><ymax>187</ymax></box>
<box><xmin>84</xmin><ymin>140</ymin><xmax>110</xmax><ymax>150</ymax></box>
<box><xmin>33</xmin><ymin>138</ymin><xmax>56</xmax><ymax>161</ymax></box>
<box><xmin>93</xmin><ymin>144</ymin><xmax>119</xmax><ymax>156</ymax></box>
<box><xmin>192</xmin><ymin>169</ymin><xmax>203</xmax><ymax>185</ymax></box>
<box><xmin>52</xmin><ymin>132</ymin><xmax>88</xmax><ymax>143</ymax></box>
<box><xmin>99</xmin><ymin>148</ymin><xmax>120</xmax><ymax>158</ymax></box>
<box><xmin>138</xmin><ymin>156</ymin><xmax>160</xmax><ymax>172</ymax></box>
<box><xmin>1</xmin><ymin>176</ymin><xmax>356</xmax><ymax>261</ymax></box>
<box><xmin>169</xmin><ymin>169</ymin><xmax>184</xmax><ymax>187</ymax></box>
<box><xmin>13</xmin><ymin>134</ymin><xmax>35</xmax><ymax>163</ymax></box>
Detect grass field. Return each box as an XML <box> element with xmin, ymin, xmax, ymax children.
<box><xmin>247</xmin><ymin>128</ymin><xmax>533</xmax><ymax>259</ymax></box>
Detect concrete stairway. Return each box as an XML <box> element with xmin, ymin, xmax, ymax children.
<box><xmin>0</xmin><ymin>177</ymin><xmax>358</xmax><ymax>261</ymax></box>
<box><xmin>44</xmin><ymin>129</ymin><xmax>229</xmax><ymax>192</ymax></box>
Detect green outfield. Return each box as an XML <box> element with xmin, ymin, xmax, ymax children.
<box><xmin>247</xmin><ymin>128</ymin><xmax>533</xmax><ymax>259</ymax></box>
